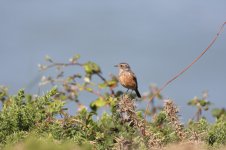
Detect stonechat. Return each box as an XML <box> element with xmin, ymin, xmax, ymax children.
<box><xmin>114</xmin><ymin>63</ymin><xmax>141</xmax><ymax>98</ymax></box>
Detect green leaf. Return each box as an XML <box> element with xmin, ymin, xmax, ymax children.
<box><xmin>199</xmin><ymin>99</ymin><xmax>205</xmax><ymax>106</ymax></box>
<box><xmin>212</xmin><ymin>108</ymin><xmax>226</xmax><ymax>119</ymax></box>
<box><xmin>108</xmin><ymin>97</ymin><xmax>117</xmax><ymax>106</ymax></box>
<box><xmin>107</xmin><ymin>80</ymin><xmax>117</xmax><ymax>88</ymax></box>
<box><xmin>49</xmin><ymin>87</ymin><xmax>58</xmax><ymax>97</ymax></box>
<box><xmin>199</xmin><ymin>99</ymin><xmax>211</xmax><ymax>107</ymax></box>
<box><xmin>73</xmin><ymin>54</ymin><xmax>80</xmax><ymax>60</ymax></box>
<box><xmin>156</xmin><ymin>93</ymin><xmax>163</xmax><ymax>99</ymax></box>
<box><xmin>90</xmin><ymin>98</ymin><xmax>106</xmax><ymax>109</ymax></box>
<box><xmin>18</xmin><ymin>89</ymin><xmax>25</xmax><ymax>99</ymax></box>
<box><xmin>47</xmin><ymin>100</ymin><xmax>65</xmax><ymax>114</ymax></box>
<box><xmin>187</xmin><ymin>99</ymin><xmax>197</xmax><ymax>106</ymax></box>
<box><xmin>98</xmin><ymin>83</ymin><xmax>107</xmax><ymax>89</ymax></box>
<box><xmin>69</xmin><ymin>54</ymin><xmax>81</xmax><ymax>63</ymax></box>
<box><xmin>83</xmin><ymin>61</ymin><xmax>101</xmax><ymax>75</ymax></box>
<box><xmin>45</xmin><ymin>55</ymin><xmax>53</xmax><ymax>63</ymax></box>
<box><xmin>86</xmin><ymin>87</ymin><xmax>93</xmax><ymax>92</ymax></box>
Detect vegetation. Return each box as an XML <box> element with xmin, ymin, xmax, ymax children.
<box><xmin>0</xmin><ymin>55</ymin><xmax>225</xmax><ymax>150</ymax></box>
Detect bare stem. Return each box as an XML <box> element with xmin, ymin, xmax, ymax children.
<box><xmin>144</xmin><ymin>21</ymin><xmax>226</xmax><ymax>134</ymax></box>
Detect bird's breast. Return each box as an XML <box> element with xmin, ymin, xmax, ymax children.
<box><xmin>119</xmin><ymin>71</ymin><xmax>136</xmax><ymax>89</ymax></box>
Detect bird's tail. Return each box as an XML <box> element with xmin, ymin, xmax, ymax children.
<box><xmin>135</xmin><ymin>89</ymin><xmax>141</xmax><ymax>98</ymax></box>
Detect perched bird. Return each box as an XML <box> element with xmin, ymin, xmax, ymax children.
<box><xmin>114</xmin><ymin>63</ymin><xmax>141</xmax><ymax>98</ymax></box>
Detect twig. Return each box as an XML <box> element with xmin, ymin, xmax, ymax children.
<box><xmin>96</xmin><ymin>73</ymin><xmax>115</xmax><ymax>95</ymax></box>
<box><xmin>43</xmin><ymin>62</ymin><xmax>115</xmax><ymax>95</ymax></box>
<box><xmin>44</xmin><ymin>62</ymin><xmax>82</xmax><ymax>70</ymax></box>
<box><xmin>143</xmin><ymin>22</ymin><xmax>226</xmax><ymax>133</ymax></box>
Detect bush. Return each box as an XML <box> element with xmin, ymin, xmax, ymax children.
<box><xmin>0</xmin><ymin>55</ymin><xmax>225</xmax><ymax>150</ymax></box>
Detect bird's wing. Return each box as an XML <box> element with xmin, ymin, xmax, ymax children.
<box><xmin>131</xmin><ymin>71</ymin><xmax>138</xmax><ymax>88</ymax></box>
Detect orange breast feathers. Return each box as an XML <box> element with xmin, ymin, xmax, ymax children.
<box><xmin>119</xmin><ymin>71</ymin><xmax>137</xmax><ymax>90</ymax></box>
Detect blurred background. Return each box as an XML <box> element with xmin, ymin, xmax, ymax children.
<box><xmin>0</xmin><ymin>0</ymin><xmax>226</xmax><ymax>122</ymax></box>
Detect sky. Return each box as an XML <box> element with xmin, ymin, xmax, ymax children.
<box><xmin>0</xmin><ymin>1</ymin><xmax>226</xmax><ymax>122</ymax></box>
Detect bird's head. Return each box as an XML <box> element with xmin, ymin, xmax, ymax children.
<box><xmin>114</xmin><ymin>63</ymin><xmax>131</xmax><ymax>71</ymax></box>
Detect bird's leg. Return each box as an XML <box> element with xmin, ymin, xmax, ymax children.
<box><xmin>123</xmin><ymin>89</ymin><xmax>130</xmax><ymax>98</ymax></box>
<box><xmin>130</xmin><ymin>90</ymin><xmax>133</xmax><ymax>95</ymax></box>
<box><xmin>126</xmin><ymin>89</ymin><xmax>129</xmax><ymax>93</ymax></box>
<box><xmin>129</xmin><ymin>90</ymin><xmax>135</xmax><ymax>98</ymax></box>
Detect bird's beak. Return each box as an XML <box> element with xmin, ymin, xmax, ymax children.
<box><xmin>114</xmin><ymin>64</ymin><xmax>118</xmax><ymax>67</ymax></box>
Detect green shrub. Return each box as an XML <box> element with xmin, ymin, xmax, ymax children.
<box><xmin>0</xmin><ymin>55</ymin><xmax>226</xmax><ymax>150</ymax></box>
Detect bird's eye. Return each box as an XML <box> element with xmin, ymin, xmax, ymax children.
<box><xmin>120</xmin><ymin>64</ymin><xmax>123</xmax><ymax>67</ymax></box>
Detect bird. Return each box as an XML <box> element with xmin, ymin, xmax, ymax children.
<box><xmin>114</xmin><ymin>63</ymin><xmax>141</xmax><ymax>98</ymax></box>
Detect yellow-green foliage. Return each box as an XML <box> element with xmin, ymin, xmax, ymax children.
<box><xmin>0</xmin><ymin>55</ymin><xmax>226</xmax><ymax>150</ymax></box>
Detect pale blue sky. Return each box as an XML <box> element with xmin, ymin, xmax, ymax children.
<box><xmin>0</xmin><ymin>1</ymin><xmax>226</xmax><ymax>121</ymax></box>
